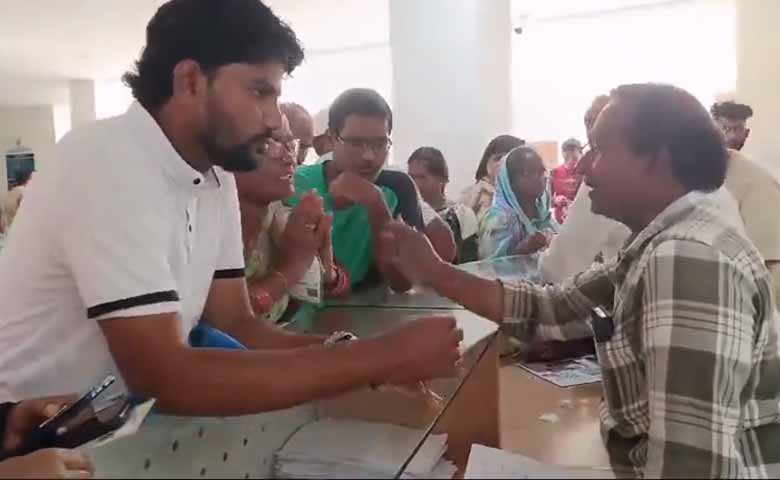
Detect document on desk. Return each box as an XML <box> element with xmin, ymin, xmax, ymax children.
<box><xmin>517</xmin><ymin>355</ymin><xmax>602</xmax><ymax>387</ymax></box>
<box><xmin>465</xmin><ymin>444</ymin><xmax>613</xmax><ymax>479</ymax></box>
<box><xmin>274</xmin><ymin>418</ymin><xmax>457</xmax><ymax>479</ymax></box>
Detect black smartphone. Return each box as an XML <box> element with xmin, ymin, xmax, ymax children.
<box><xmin>47</xmin><ymin>396</ymin><xmax>132</xmax><ymax>449</ymax></box>
<box><xmin>38</xmin><ymin>375</ymin><xmax>117</xmax><ymax>431</ymax></box>
<box><xmin>10</xmin><ymin>376</ymin><xmax>131</xmax><ymax>456</ymax></box>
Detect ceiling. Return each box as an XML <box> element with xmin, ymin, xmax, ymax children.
<box><xmin>0</xmin><ymin>1</ymin><xmax>168</xmax><ymax>81</ymax></box>
<box><xmin>0</xmin><ymin>0</ymin><xmax>386</xmax><ymax>107</ymax></box>
<box><xmin>0</xmin><ymin>0</ymin><xmax>168</xmax><ymax>106</ymax></box>
<box><xmin>0</xmin><ymin>0</ymin><xmax>673</xmax><ymax>107</ymax></box>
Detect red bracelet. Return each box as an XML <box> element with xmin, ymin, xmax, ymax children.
<box><xmin>325</xmin><ymin>264</ymin><xmax>350</xmax><ymax>298</ymax></box>
<box><xmin>251</xmin><ymin>287</ymin><xmax>274</xmax><ymax>314</ymax></box>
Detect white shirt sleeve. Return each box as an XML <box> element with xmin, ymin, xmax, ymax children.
<box><xmin>213</xmin><ymin>173</ymin><xmax>246</xmax><ymax>279</ymax></box>
<box><xmin>61</xmin><ymin>181</ymin><xmax>181</xmax><ymax>321</ymax></box>
<box><xmin>540</xmin><ymin>185</ymin><xmax>630</xmax><ymax>283</ymax></box>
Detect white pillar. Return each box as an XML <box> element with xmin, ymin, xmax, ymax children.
<box><xmin>389</xmin><ymin>0</ymin><xmax>513</xmax><ymax>196</ymax></box>
<box><xmin>736</xmin><ymin>0</ymin><xmax>780</xmax><ymax>174</ymax></box>
<box><xmin>69</xmin><ymin>79</ymin><xmax>97</xmax><ymax>129</ymax></box>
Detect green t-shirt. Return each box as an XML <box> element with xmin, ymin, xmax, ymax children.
<box><xmin>285</xmin><ymin>163</ymin><xmax>398</xmax><ymax>287</ymax></box>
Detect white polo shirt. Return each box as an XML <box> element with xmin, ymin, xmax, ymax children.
<box><xmin>0</xmin><ymin>102</ymin><xmax>245</xmax><ymax>401</ymax></box>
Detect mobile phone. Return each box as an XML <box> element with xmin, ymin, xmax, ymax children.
<box><xmin>10</xmin><ymin>375</ymin><xmax>126</xmax><ymax>457</ymax></box>
<box><xmin>48</xmin><ymin>396</ymin><xmax>132</xmax><ymax>449</ymax></box>
<box><xmin>38</xmin><ymin>375</ymin><xmax>116</xmax><ymax>430</ymax></box>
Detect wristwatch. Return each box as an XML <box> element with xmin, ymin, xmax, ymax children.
<box><xmin>323</xmin><ymin>331</ymin><xmax>358</xmax><ymax>348</ymax></box>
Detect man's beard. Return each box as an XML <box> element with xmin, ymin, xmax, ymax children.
<box><xmin>201</xmin><ymin>95</ymin><xmax>270</xmax><ymax>172</ymax></box>
<box><xmin>202</xmin><ymin>133</ymin><xmax>267</xmax><ymax>173</ymax></box>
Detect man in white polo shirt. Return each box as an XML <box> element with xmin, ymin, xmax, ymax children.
<box><xmin>0</xmin><ymin>0</ymin><xmax>462</xmax><ymax>415</ymax></box>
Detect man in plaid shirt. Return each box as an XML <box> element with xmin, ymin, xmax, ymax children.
<box><xmin>381</xmin><ymin>83</ymin><xmax>780</xmax><ymax>478</ymax></box>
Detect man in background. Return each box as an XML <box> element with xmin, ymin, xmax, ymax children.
<box><xmin>711</xmin><ymin>101</ymin><xmax>780</xmax><ymax>303</ymax></box>
<box><xmin>550</xmin><ymin>138</ymin><xmax>583</xmax><ymax>223</ymax></box>
<box><xmin>288</xmin><ymin>88</ymin><xmax>416</xmax><ymax>291</ymax></box>
<box><xmin>305</xmin><ymin>101</ymin><xmax>456</xmax><ymax>263</ymax></box>
<box><xmin>711</xmin><ymin>100</ymin><xmax>753</xmax><ymax>151</ymax></box>
<box><xmin>280</xmin><ymin>102</ymin><xmax>313</xmax><ymax>165</ymax></box>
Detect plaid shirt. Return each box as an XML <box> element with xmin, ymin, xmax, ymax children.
<box><xmin>502</xmin><ymin>192</ymin><xmax>780</xmax><ymax>478</ymax></box>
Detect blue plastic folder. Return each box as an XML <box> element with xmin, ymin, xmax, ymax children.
<box><xmin>189</xmin><ymin>322</ymin><xmax>246</xmax><ymax>350</ymax></box>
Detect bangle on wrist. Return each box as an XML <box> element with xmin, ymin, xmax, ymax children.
<box><xmin>251</xmin><ymin>287</ymin><xmax>274</xmax><ymax>314</ymax></box>
<box><xmin>271</xmin><ymin>268</ymin><xmax>289</xmax><ymax>292</ymax></box>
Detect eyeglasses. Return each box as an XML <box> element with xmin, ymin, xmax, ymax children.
<box><xmin>335</xmin><ymin>135</ymin><xmax>392</xmax><ymax>153</ymax></box>
<box><xmin>263</xmin><ymin>138</ymin><xmax>300</xmax><ymax>160</ymax></box>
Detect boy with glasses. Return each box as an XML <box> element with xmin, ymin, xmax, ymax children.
<box><xmin>287</xmin><ymin>88</ymin><xmax>413</xmax><ymax>291</ymax></box>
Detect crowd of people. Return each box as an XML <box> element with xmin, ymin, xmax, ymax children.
<box><xmin>1</xmin><ymin>0</ymin><xmax>780</xmax><ymax>478</ymax></box>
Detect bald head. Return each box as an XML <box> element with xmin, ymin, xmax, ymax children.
<box><xmin>280</xmin><ymin>102</ymin><xmax>313</xmax><ymax>164</ymax></box>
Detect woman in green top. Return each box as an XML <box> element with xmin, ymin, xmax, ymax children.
<box><xmin>235</xmin><ymin>121</ymin><xmax>349</xmax><ymax>323</ymax></box>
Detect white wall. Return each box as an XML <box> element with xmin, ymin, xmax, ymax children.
<box><xmin>512</xmin><ymin>0</ymin><xmax>737</xmax><ymax>161</ymax></box>
<box><xmin>0</xmin><ymin>106</ymin><xmax>56</xmax><ymax>196</ymax></box>
<box><xmin>735</xmin><ymin>0</ymin><xmax>780</xmax><ymax>176</ymax></box>
<box><xmin>69</xmin><ymin>79</ymin><xmax>97</xmax><ymax>128</ymax></box>
<box><xmin>389</xmin><ymin>0</ymin><xmax>513</xmax><ymax>197</ymax></box>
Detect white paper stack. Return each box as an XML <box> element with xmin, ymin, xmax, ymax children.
<box><xmin>465</xmin><ymin>444</ymin><xmax>614</xmax><ymax>479</ymax></box>
<box><xmin>273</xmin><ymin>418</ymin><xmax>457</xmax><ymax>479</ymax></box>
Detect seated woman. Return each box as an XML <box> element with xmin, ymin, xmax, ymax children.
<box><xmin>235</xmin><ymin>120</ymin><xmax>349</xmax><ymax>324</ymax></box>
<box><xmin>478</xmin><ymin>146</ymin><xmax>558</xmax><ymax>260</ymax></box>
<box><xmin>460</xmin><ymin>135</ymin><xmax>525</xmax><ymax>219</ymax></box>
<box><xmin>407</xmin><ymin>147</ymin><xmax>479</xmax><ymax>263</ymax></box>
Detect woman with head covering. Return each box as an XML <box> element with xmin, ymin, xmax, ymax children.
<box><xmin>460</xmin><ymin>135</ymin><xmax>525</xmax><ymax>219</ymax></box>
<box><xmin>478</xmin><ymin>146</ymin><xmax>558</xmax><ymax>259</ymax></box>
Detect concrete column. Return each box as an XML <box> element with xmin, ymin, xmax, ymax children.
<box><xmin>735</xmin><ymin>0</ymin><xmax>780</xmax><ymax>173</ymax></box>
<box><xmin>69</xmin><ymin>79</ymin><xmax>97</xmax><ymax>129</ymax></box>
<box><xmin>389</xmin><ymin>0</ymin><xmax>513</xmax><ymax>195</ymax></box>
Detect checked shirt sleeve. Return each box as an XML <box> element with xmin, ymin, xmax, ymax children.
<box><xmin>501</xmin><ymin>262</ymin><xmax>615</xmax><ymax>343</ymax></box>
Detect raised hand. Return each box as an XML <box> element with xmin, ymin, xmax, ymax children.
<box><xmin>276</xmin><ymin>191</ymin><xmax>328</xmax><ymax>282</ymax></box>
<box><xmin>328</xmin><ymin>172</ymin><xmax>377</xmax><ymax>210</ymax></box>
<box><xmin>380</xmin><ymin>221</ymin><xmax>444</xmax><ymax>287</ymax></box>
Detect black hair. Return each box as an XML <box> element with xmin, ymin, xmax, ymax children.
<box><xmin>506</xmin><ymin>147</ymin><xmax>544</xmax><ymax>197</ymax></box>
<box><xmin>328</xmin><ymin>88</ymin><xmax>393</xmax><ymax>135</ymax></box>
<box><xmin>408</xmin><ymin>147</ymin><xmax>449</xmax><ymax>182</ymax></box>
<box><xmin>561</xmin><ymin>138</ymin><xmax>582</xmax><ymax>152</ymax></box>
<box><xmin>710</xmin><ymin>101</ymin><xmax>754</xmax><ymax>121</ymax></box>
<box><xmin>474</xmin><ymin>135</ymin><xmax>525</xmax><ymax>181</ymax></box>
<box><xmin>611</xmin><ymin>83</ymin><xmax>727</xmax><ymax>192</ymax></box>
<box><xmin>123</xmin><ymin>0</ymin><xmax>304</xmax><ymax>111</ymax></box>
